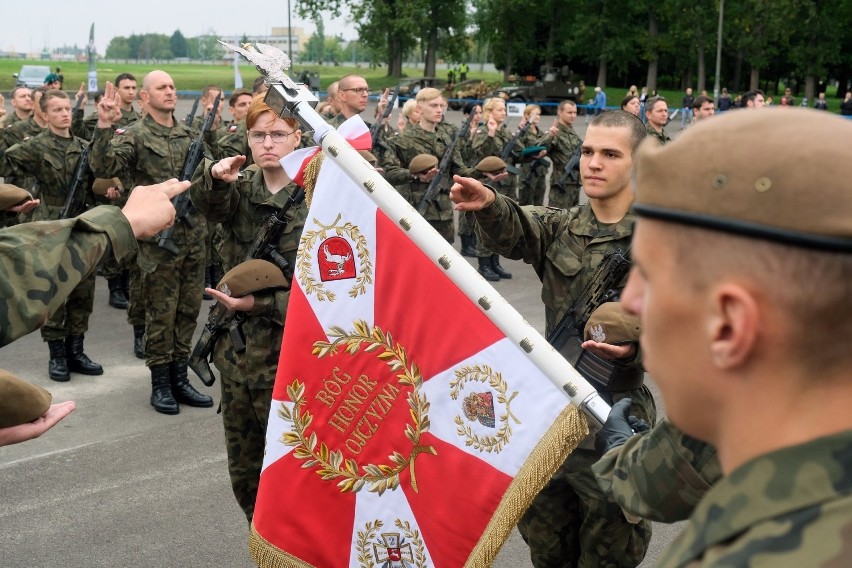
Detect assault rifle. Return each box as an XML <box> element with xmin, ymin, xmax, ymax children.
<box><xmin>499</xmin><ymin>116</ymin><xmax>534</xmax><ymax>163</ymax></box>
<box><xmin>59</xmin><ymin>140</ymin><xmax>93</xmax><ymax>220</ymax></box>
<box><xmin>551</xmin><ymin>143</ymin><xmax>583</xmax><ymax>193</ymax></box>
<box><xmin>417</xmin><ymin>110</ymin><xmax>475</xmax><ymax>215</ymax></box>
<box><xmin>546</xmin><ymin>248</ymin><xmax>632</xmax><ymax>356</ymax></box>
<box><xmin>157</xmin><ymin>96</ymin><xmax>220</xmax><ymax>255</ymax></box>
<box><xmin>184</xmin><ymin>96</ymin><xmax>200</xmax><ymax>127</ymax></box>
<box><xmin>370</xmin><ymin>86</ymin><xmax>399</xmax><ymax>151</ymax></box>
<box><xmin>188</xmin><ymin>186</ymin><xmax>306</xmax><ymax>386</ymax></box>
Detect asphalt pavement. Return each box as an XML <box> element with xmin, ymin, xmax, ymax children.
<box><xmin>0</xmin><ymin>96</ymin><xmax>688</xmax><ymax>567</ymax></box>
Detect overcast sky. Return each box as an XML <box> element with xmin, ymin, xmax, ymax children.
<box><xmin>1</xmin><ymin>0</ymin><xmax>351</xmax><ymax>55</ymax></box>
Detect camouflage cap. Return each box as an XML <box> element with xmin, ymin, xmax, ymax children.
<box><xmin>358</xmin><ymin>150</ymin><xmax>378</xmax><ymax>166</ymax></box>
<box><xmin>633</xmin><ymin>108</ymin><xmax>852</xmax><ymax>252</ymax></box>
<box><xmin>0</xmin><ymin>184</ymin><xmax>33</xmax><ymax>210</ymax></box>
<box><xmin>216</xmin><ymin>259</ymin><xmax>289</xmax><ymax>297</ymax></box>
<box><xmin>583</xmin><ymin>302</ymin><xmax>641</xmax><ymax>344</ymax></box>
<box><xmin>0</xmin><ymin>370</ymin><xmax>52</xmax><ymax>428</ymax></box>
<box><xmin>409</xmin><ymin>154</ymin><xmax>439</xmax><ymax>175</ymax></box>
<box><xmin>475</xmin><ymin>156</ymin><xmax>508</xmax><ymax>173</ymax></box>
<box><xmin>91</xmin><ymin>178</ymin><xmax>123</xmax><ymax>196</ymax></box>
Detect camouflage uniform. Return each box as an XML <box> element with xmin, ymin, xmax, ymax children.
<box><xmin>381</xmin><ymin>123</ymin><xmax>475</xmax><ymax>243</ymax></box>
<box><xmin>656</xmin><ymin>430</ymin><xmax>852</xmax><ymax>567</ymax></box>
<box><xmin>1</xmin><ymin>117</ymin><xmax>45</xmax><ymax>215</ymax></box>
<box><xmin>4</xmin><ymin>130</ymin><xmax>97</xmax><ymax>343</ymax></box>
<box><xmin>456</xmin><ymin>125</ymin><xmax>479</xmax><ymax>241</ymax></box>
<box><xmin>593</xmin><ymin>420</ymin><xmax>721</xmax><ymax>523</ymax></box>
<box><xmin>471</xmin><ymin>195</ymin><xmax>656</xmax><ymax>568</ymax></box>
<box><xmin>217</xmin><ymin>120</ymin><xmax>251</xmax><ymax>166</ymax></box>
<box><xmin>645</xmin><ymin>123</ymin><xmax>671</xmax><ymax>145</ymax></box>
<box><xmin>535</xmin><ymin>123</ymin><xmax>582</xmax><ymax>209</ymax></box>
<box><xmin>518</xmin><ymin>125</ymin><xmax>550</xmax><ymax>206</ymax></box>
<box><xmin>190</xmin><ymin>161</ymin><xmax>307</xmax><ymax>521</ymax></box>
<box><xmin>88</xmin><ymin>115</ymin><xmax>210</xmax><ymax>368</ymax></box>
<box><xmin>0</xmin><ymin>205</ymin><xmax>137</xmax><ymax>347</ymax></box>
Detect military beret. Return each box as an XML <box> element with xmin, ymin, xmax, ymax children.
<box><xmin>634</xmin><ymin>108</ymin><xmax>852</xmax><ymax>252</ymax></box>
<box><xmin>91</xmin><ymin>178</ymin><xmax>123</xmax><ymax>196</ymax></box>
<box><xmin>584</xmin><ymin>302</ymin><xmax>641</xmax><ymax>344</ymax></box>
<box><xmin>358</xmin><ymin>150</ymin><xmax>378</xmax><ymax>166</ymax></box>
<box><xmin>409</xmin><ymin>154</ymin><xmax>439</xmax><ymax>175</ymax></box>
<box><xmin>0</xmin><ymin>370</ymin><xmax>52</xmax><ymax>428</ymax></box>
<box><xmin>216</xmin><ymin>259</ymin><xmax>289</xmax><ymax>297</ymax></box>
<box><xmin>475</xmin><ymin>156</ymin><xmax>507</xmax><ymax>173</ymax></box>
<box><xmin>0</xmin><ymin>184</ymin><xmax>33</xmax><ymax>211</ymax></box>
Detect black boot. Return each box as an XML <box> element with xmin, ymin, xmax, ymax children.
<box><xmin>150</xmin><ymin>364</ymin><xmax>179</xmax><ymax>415</ymax></box>
<box><xmin>460</xmin><ymin>234</ymin><xmax>477</xmax><ymax>257</ymax></box>
<box><xmin>170</xmin><ymin>360</ymin><xmax>213</xmax><ymax>408</ymax></box>
<box><xmin>478</xmin><ymin>256</ymin><xmax>501</xmax><ymax>282</ymax></box>
<box><xmin>491</xmin><ymin>254</ymin><xmax>512</xmax><ymax>279</ymax></box>
<box><xmin>107</xmin><ymin>277</ymin><xmax>128</xmax><ymax>309</ymax></box>
<box><xmin>210</xmin><ymin>262</ymin><xmax>224</xmax><ymax>288</ymax></box>
<box><xmin>203</xmin><ymin>266</ymin><xmax>213</xmax><ymax>300</ymax></box>
<box><xmin>47</xmin><ymin>339</ymin><xmax>70</xmax><ymax>382</ymax></box>
<box><xmin>133</xmin><ymin>325</ymin><xmax>145</xmax><ymax>359</ymax></box>
<box><xmin>66</xmin><ymin>334</ymin><xmax>104</xmax><ymax>375</ymax></box>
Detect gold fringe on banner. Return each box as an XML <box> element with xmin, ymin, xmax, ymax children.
<box><xmin>250</xmin><ymin>525</ymin><xmax>315</xmax><ymax>568</ymax></box>
<box><xmin>301</xmin><ymin>152</ymin><xmax>325</xmax><ymax>208</ymax></box>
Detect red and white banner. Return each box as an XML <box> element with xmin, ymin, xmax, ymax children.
<box><xmin>250</xmin><ymin>118</ymin><xmax>588</xmax><ymax>567</ymax></box>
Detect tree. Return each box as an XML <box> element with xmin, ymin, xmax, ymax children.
<box><xmin>170</xmin><ymin>30</ymin><xmax>188</xmax><ymax>58</ymax></box>
<box><xmin>420</xmin><ymin>0</ymin><xmax>468</xmax><ymax>77</ymax></box>
<box><xmin>473</xmin><ymin>0</ymin><xmax>540</xmax><ymax>79</ymax></box>
<box><xmin>105</xmin><ymin>36</ymin><xmax>131</xmax><ymax>59</ymax></box>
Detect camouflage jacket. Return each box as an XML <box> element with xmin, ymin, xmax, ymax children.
<box><xmin>72</xmin><ymin>106</ymin><xmax>140</xmax><ymax>141</ymax></box>
<box><xmin>88</xmin><ymin>114</ymin><xmax>207</xmax><ymax>247</ymax></box>
<box><xmin>593</xmin><ymin>420</ymin><xmax>721</xmax><ymax>523</ymax></box>
<box><xmin>473</xmin><ymin>196</ymin><xmax>634</xmax><ymax>335</ymax></box>
<box><xmin>0</xmin><ymin>205</ymin><xmax>136</xmax><ymax>347</ymax></box>
<box><xmin>190</xmin><ymin>160</ymin><xmax>307</xmax><ymax>387</ymax></box>
<box><xmin>656</xmin><ymin>429</ymin><xmax>852</xmax><ymax>567</ymax></box>
<box><xmin>4</xmin><ymin>129</ymin><xmax>94</xmax><ymax>220</ymax></box>
<box><xmin>518</xmin><ymin>125</ymin><xmax>551</xmax><ymax>180</ymax></box>
<box><xmin>217</xmin><ymin>120</ymin><xmax>251</xmax><ymax>165</ymax></box>
<box><xmin>646</xmin><ymin>123</ymin><xmax>671</xmax><ymax>145</ymax></box>
<box><xmin>535</xmin><ymin>122</ymin><xmax>582</xmax><ymax>175</ymax></box>
<box><xmin>472</xmin><ymin>122</ymin><xmax>522</xmax><ymax>197</ymax></box>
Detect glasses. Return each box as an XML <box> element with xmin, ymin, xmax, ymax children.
<box><xmin>247</xmin><ymin>130</ymin><xmax>294</xmax><ymax>144</ymax></box>
<box><xmin>340</xmin><ymin>87</ymin><xmax>370</xmax><ymax>95</ymax></box>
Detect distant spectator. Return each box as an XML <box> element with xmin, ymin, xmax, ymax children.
<box><xmin>742</xmin><ymin>90</ymin><xmax>766</xmax><ymax>109</ymax></box>
<box><xmin>800</xmin><ymin>97</ymin><xmax>809</xmax><ymax>108</ymax></box>
<box><xmin>55</xmin><ymin>67</ymin><xmax>64</xmax><ymax>89</ymax></box>
<box><xmin>593</xmin><ymin>86</ymin><xmax>607</xmax><ymax>116</ymax></box>
<box><xmin>814</xmin><ymin>92</ymin><xmax>829</xmax><ymax>111</ymax></box>
<box><xmin>620</xmin><ymin>94</ymin><xmax>641</xmax><ymax>117</ymax></box>
<box><xmin>43</xmin><ymin>73</ymin><xmax>61</xmax><ymax>89</ymax></box>
<box><xmin>691</xmin><ymin>95</ymin><xmax>715</xmax><ymax>122</ymax></box>
<box><xmin>639</xmin><ymin>86</ymin><xmax>649</xmax><ymax>121</ymax></box>
<box><xmin>681</xmin><ymin>87</ymin><xmax>694</xmax><ymax>127</ymax></box>
<box><xmin>841</xmin><ymin>91</ymin><xmax>852</xmax><ymax>116</ymax></box>
<box><xmin>784</xmin><ymin>87</ymin><xmax>796</xmax><ymax>107</ymax></box>
<box><xmin>717</xmin><ymin>88</ymin><xmax>733</xmax><ymax>111</ymax></box>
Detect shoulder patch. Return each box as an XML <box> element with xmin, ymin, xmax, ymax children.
<box><xmin>229</xmin><ymin>125</ymin><xmax>238</xmax><ymax>133</ymax></box>
<box><xmin>115</xmin><ymin>128</ymin><xmax>126</xmax><ymax>135</ymax></box>
<box><xmin>22</xmin><ymin>136</ymin><xmax>30</xmax><ymax>142</ymax></box>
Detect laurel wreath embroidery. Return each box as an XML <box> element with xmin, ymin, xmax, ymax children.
<box><xmin>449</xmin><ymin>364</ymin><xmax>520</xmax><ymax>453</ymax></box>
<box><xmin>355</xmin><ymin>519</ymin><xmax>382</xmax><ymax>567</ymax></box>
<box><xmin>395</xmin><ymin>519</ymin><xmax>428</xmax><ymax>568</ymax></box>
<box><xmin>296</xmin><ymin>213</ymin><xmax>373</xmax><ymax>301</ymax></box>
<box><xmin>278</xmin><ymin>320</ymin><xmax>435</xmax><ymax>495</ymax></box>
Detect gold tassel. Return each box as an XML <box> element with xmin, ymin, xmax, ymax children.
<box><xmin>301</xmin><ymin>152</ymin><xmax>324</xmax><ymax>208</ymax></box>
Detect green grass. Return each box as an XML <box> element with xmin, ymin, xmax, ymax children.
<box><xmin>0</xmin><ymin>59</ymin><xmax>503</xmax><ymax>94</ymax></box>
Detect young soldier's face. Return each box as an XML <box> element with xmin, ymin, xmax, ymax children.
<box><xmin>579</xmin><ymin>124</ymin><xmax>634</xmax><ymax>200</ymax></box>
<box><xmin>45</xmin><ymin>95</ymin><xmax>72</xmax><ymax>130</ymax></box>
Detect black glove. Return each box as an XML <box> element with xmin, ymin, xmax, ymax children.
<box><xmin>594</xmin><ymin>398</ymin><xmax>649</xmax><ymax>456</ymax></box>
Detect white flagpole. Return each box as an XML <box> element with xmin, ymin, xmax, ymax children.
<box><xmin>233</xmin><ymin>49</ymin><xmax>243</xmax><ymax>89</ymax></box>
<box><xmin>263</xmin><ymin>82</ymin><xmax>611</xmax><ymax>430</ymax></box>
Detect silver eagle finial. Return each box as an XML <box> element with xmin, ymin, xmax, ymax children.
<box><xmin>218</xmin><ymin>40</ymin><xmax>298</xmax><ymax>90</ymax></box>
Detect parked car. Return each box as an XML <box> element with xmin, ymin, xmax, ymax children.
<box><xmin>13</xmin><ymin>65</ymin><xmax>52</xmax><ymax>88</ymax></box>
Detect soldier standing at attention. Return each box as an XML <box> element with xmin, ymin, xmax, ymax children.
<box><xmin>89</xmin><ymin>71</ymin><xmax>213</xmax><ymax>415</ymax></box>
<box><xmin>517</xmin><ymin>104</ymin><xmax>549</xmax><ymax>206</ymax></box>
<box><xmin>644</xmin><ymin>96</ymin><xmax>671</xmax><ymax>144</ymax></box>
<box><xmin>4</xmin><ymin>90</ymin><xmax>103</xmax><ymax>382</ymax></box>
<box><xmin>450</xmin><ymin>110</ymin><xmax>656</xmax><ymax>568</ymax></box>
<box><xmin>619</xmin><ymin>108</ymin><xmax>852</xmax><ymax>567</ymax></box>
<box><xmin>190</xmin><ymin>95</ymin><xmax>308</xmax><ymax>522</ymax></box>
<box><xmin>1</xmin><ymin>86</ymin><xmax>48</xmax><ymax>217</ymax></box>
<box><xmin>1</xmin><ymin>86</ymin><xmax>34</xmax><ymax>128</ymax></box>
<box><xmin>535</xmin><ymin>100</ymin><xmax>583</xmax><ymax>209</ymax></box>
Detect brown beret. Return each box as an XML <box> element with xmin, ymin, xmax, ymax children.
<box><xmin>0</xmin><ymin>184</ymin><xmax>33</xmax><ymax>211</ymax></box>
<box><xmin>0</xmin><ymin>369</ymin><xmax>52</xmax><ymax>428</ymax></box>
<box><xmin>358</xmin><ymin>150</ymin><xmax>378</xmax><ymax>166</ymax></box>
<box><xmin>92</xmin><ymin>178</ymin><xmax>123</xmax><ymax>196</ymax></box>
<box><xmin>409</xmin><ymin>154</ymin><xmax>439</xmax><ymax>175</ymax></box>
<box><xmin>634</xmin><ymin>108</ymin><xmax>852</xmax><ymax>251</ymax></box>
<box><xmin>475</xmin><ymin>156</ymin><xmax>507</xmax><ymax>173</ymax></box>
<box><xmin>584</xmin><ymin>302</ymin><xmax>641</xmax><ymax>344</ymax></box>
<box><xmin>216</xmin><ymin>259</ymin><xmax>289</xmax><ymax>297</ymax></box>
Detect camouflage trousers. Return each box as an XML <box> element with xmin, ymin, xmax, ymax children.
<box><xmin>220</xmin><ymin>370</ymin><xmax>273</xmax><ymax>521</ymax></box>
<box><xmin>126</xmin><ymin>259</ymin><xmax>145</xmax><ymax>327</ymax></box>
<box><xmin>41</xmin><ymin>272</ymin><xmax>96</xmax><ymax>341</ymax></box>
<box><xmin>518</xmin><ymin>161</ymin><xmax>549</xmax><ymax>206</ymax></box>
<box><xmin>547</xmin><ymin>182</ymin><xmax>581</xmax><ymax>210</ymax></box>
<box><xmin>518</xmin><ymin>386</ymin><xmax>657</xmax><ymax>568</ymax></box>
<box><xmin>457</xmin><ymin>209</ymin><xmax>475</xmax><ymax>237</ymax></box>
<box><xmin>138</xmin><ymin>238</ymin><xmax>205</xmax><ymax>367</ymax></box>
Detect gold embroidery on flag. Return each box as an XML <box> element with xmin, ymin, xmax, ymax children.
<box><xmin>450</xmin><ymin>365</ymin><xmax>520</xmax><ymax>453</ymax></box>
<box><xmin>297</xmin><ymin>213</ymin><xmax>373</xmax><ymax>301</ymax></box>
<box><xmin>356</xmin><ymin>520</ymin><xmax>427</xmax><ymax>568</ymax></box>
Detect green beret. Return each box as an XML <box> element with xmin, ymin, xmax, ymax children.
<box><xmin>409</xmin><ymin>154</ymin><xmax>439</xmax><ymax>175</ymax></box>
<box><xmin>634</xmin><ymin>108</ymin><xmax>852</xmax><ymax>251</ymax></box>
<box><xmin>0</xmin><ymin>370</ymin><xmax>52</xmax><ymax>428</ymax></box>
<box><xmin>358</xmin><ymin>150</ymin><xmax>378</xmax><ymax>166</ymax></box>
<box><xmin>216</xmin><ymin>259</ymin><xmax>289</xmax><ymax>297</ymax></box>
<box><xmin>583</xmin><ymin>302</ymin><xmax>641</xmax><ymax>344</ymax></box>
<box><xmin>475</xmin><ymin>156</ymin><xmax>507</xmax><ymax>173</ymax></box>
<box><xmin>92</xmin><ymin>178</ymin><xmax>123</xmax><ymax>196</ymax></box>
<box><xmin>0</xmin><ymin>184</ymin><xmax>33</xmax><ymax>211</ymax></box>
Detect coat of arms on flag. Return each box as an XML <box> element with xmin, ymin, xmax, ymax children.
<box><xmin>249</xmin><ymin>117</ymin><xmax>589</xmax><ymax>567</ymax></box>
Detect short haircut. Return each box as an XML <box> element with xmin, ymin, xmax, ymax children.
<box><xmin>201</xmin><ymin>84</ymin><xmax>223</xmax><ymax>101</ymax></box>
<box><xmin>416</xmin><ymin>87</ymin><xmax>443</xmax><ymax>103</ymax></box>
<box><xmin>401</xmin><ymin>98</ymin><xmax>418</xmax><ymax>118</ymax></box>
<box><xmin>645</xmin><ymin>96</ymin><xmax>667</xmax><ymax>113</ymax></box>
<box><xmin>742</xmin><ymin>90</ymin><xmax>765</xmax><ymax>106</ymax></box>
<box><xmin>229</xmin><ymin>88</ymin><xmax>252</xmax><ymax>107</ymax></box>
<box><xmin>10</xmin><ymin>85</ymin><xmax>31</xmax><ymax>99</ymax></box>
<box><xmin>252</xmin><ymin>76</ymin><xmax>266</xmax><ymax>94</ymax></box>
<box><xmin>39</xmin><ymin>89</ymin><xmax>69</xmax><ymax>113</ymax></box>
<box><xmin>589</xmin><ymin>110</ymin><xmax>647</xmax><ymax>155</ymax></box>
<box><xmin>338</xmin><ymin>74</ymin><xmax>366</xmax><ymax>90</ymax></box>
<box><xmin>115</xmin><ymin>72</ymin><xmax>136</xmax><ymax>87</ymax></box>
<box><xmin>523</xmin><ymin>104</ymin><xmax>542</xmax><ymax>118</ymax></box>
<box><xmin>558</xmin><ymin>99</ymin><xmax>577</xmax><ymax>112</ymax></box>
<box><xmin>692</xmin><ymin>95</ymin><xmax>714</xmax><ymax>110</ymax></box>
<box><xmin>245</xmin><ymin>93</ymin><xmax>298</xmax><ymax>131</ymax></box>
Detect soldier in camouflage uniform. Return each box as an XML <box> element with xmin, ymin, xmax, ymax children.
<box><xmin>3</xmin><ymin>89</ymin><xmax>104</xmax><ymax>382</ymax></box>
<box><xmin>190</xmin><ymin>97</ymin><xmax>308</xmax><ymax>521</ymax></box>
<box><xmin>88</xmin><ymin>71</ymin><xmax>213</xmax><ymax>415</ymax></box>
<box><xmin>536</xmin><ymin>100</ymin><xmax>583</xmax><ymax>209</ymax></box>
<box><xmin>381</xmin><ymin>87</ymin><xmax>475</xmax><ymax>243</ymax></box>
<box><xmin>0</xmin><ymin>180</ymin><xmax>189</xmax><ymax>348</ymax></box>
<box><xmin>517</xmin><ymin>105</ymin><xmax>550</xmax><ymax>207</ymax></box>
<box><xmin>0</xmin><ymin>86</ymin><xmax>34</xmax><ymax>129</ymax></box>
<box><xmin>1</xmin><ymin>86</ymin><xmax>47</xmax><ymax>223</ymax></box>
<box><xmin>644</xmin><ymin>96</ymin><xmax>671</xmax><ymax>145</ymax></box>
<box><xmin>620</xmin><ymin>108</ymin><xmax>852</xmax><ymax>567</ymax></box>
<box><xmin>450</xmin><ymin>111</ymin><xmax>656</xmax><ymax>568</ymax></box>
<box><xmin>457</xmin><ymin>102</ymin><xmax>482</xmax><ymax>257</ymax></box>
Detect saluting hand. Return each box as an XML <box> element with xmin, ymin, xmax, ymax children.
<box><xmin>449</xmin><ymin>175</ymin><xmax>496</xmax><ymax>212</ymax></box>
<box><xmin>96</xmin><ymin>81</ymin><xmax>122</xmax><ymax>128</ymax></box>
<box><xmin>210</xmin><ymin>156</ymin><xmax>246</xmax><ymax>183</ymax></box>
<box><xmin>75</xmin><ymin>83</ymin><xmax>88</xmax><ymax>109</ymax></box>
<box><xmin>548</xmin><ymin>118</ymin><xmax>558</xmax><ymax>137</ymax></box>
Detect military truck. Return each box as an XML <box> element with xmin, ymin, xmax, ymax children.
<box><xmin>494</xmin><ymin>66</ymin><xmax>580</xmax><ymax>114</ymax></box>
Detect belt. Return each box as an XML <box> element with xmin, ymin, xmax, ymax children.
<box><xmin>575</xmin><ymin>349</ymin><xmax>644</xmax><ymax>392</ymax></box>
